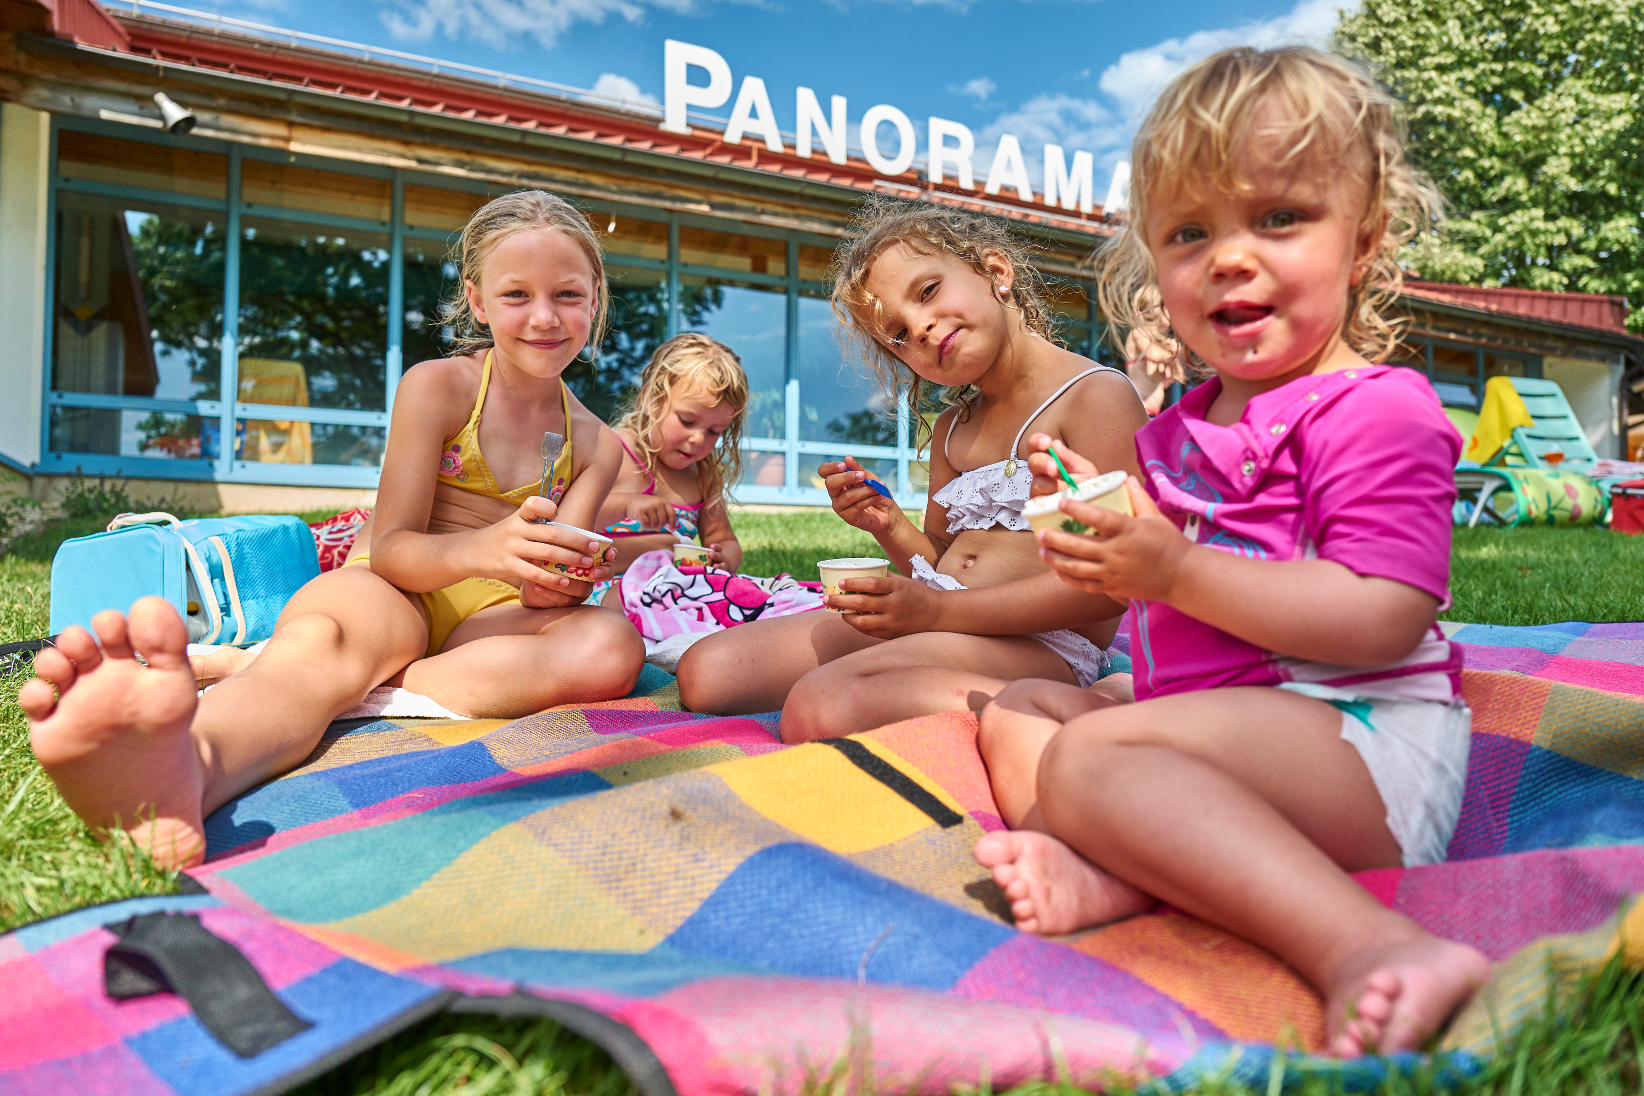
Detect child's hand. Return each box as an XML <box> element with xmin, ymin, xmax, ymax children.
<box><xmin>470</xmin><ymin>496</ymin><xmax>613</xmax><ymax>587</ymax></box>
<box><xmin>821</xmin><ymin>456</ymin><xmax>899</xmax><ymax>535</ymax></box>
<box><xmin>1025</xmin><ymin>433</ymin><xmax>1100</xmax><ymax>498</ymax></box>
<box><xmin>707</xmin><ymin>542</ymin><xmax>728</xmax><ymax>567</ymax></box>
<box><xmin>623</xmin><ymin>495</ymin><xmax>676</xmax><ymax>533</ymax></box>
<box><xmin>827</xmin><ymin>574</ymin><xmax>941</xmax><ymax>639</ymax></box>
<box><xmin>520</xmin><ymin>578</ymin><xmax>596</xmax><ymax>609</ymax></box>
<box><xmin>1035</xmin><ymin>478</ymin><xmax>1191</xmax><ymax>601</ymax></box>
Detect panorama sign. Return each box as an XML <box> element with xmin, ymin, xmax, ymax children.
<box><xmin>659</xmin><ymin>40</ymin><xmax>1130</xmax><ymax>216</ymax></box>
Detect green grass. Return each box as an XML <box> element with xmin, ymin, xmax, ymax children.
<box><xmin>1446</xmin><ymin>526</ymin><xmax>1644</xmax><ymax>626</ymax></box>
<box><xmin>4</xmin><ymin>513</ymin><xmax>1644</xmax><ymax>1093</ymax></box>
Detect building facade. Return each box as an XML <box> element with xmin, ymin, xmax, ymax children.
<box><xmin>0</xmin><ymin>0</ymin><xmax>1637</xmax><ymax>515</ymax></box>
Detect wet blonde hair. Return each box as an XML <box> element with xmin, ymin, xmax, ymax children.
<box><xmin>1097</xmin><ymin>46</ymin><xmax>1443</xmax><ymax>368</ymax></box>
<box><xmin>831</xmin><ymin>196</ymin><xmax>1059</xmax><ymax>449</ymax></box>
<box><xmin>440</xmin><ymin>189</ymin><xmax>609</xmax><ymax>357</ymax></box>
<box><xmin>614</xmin><ymin>333</ymin><xmax>748</xmax><ymax>499</ymax></box>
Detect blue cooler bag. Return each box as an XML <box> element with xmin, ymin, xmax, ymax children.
<box><xmin>50</xmin><ymin>512</ymin><xmax>320</xmax><ymax>646</ymax></box>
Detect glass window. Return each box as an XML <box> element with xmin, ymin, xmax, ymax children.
<box><xmin>1485</xmin><ymin>353</ymin><xmax>1530</xmax><ymax>379</ymax></box>
<box><xmin>241</xmin><ymin>159</ymin><xmax>390</xmax><ymax>222</ymax></box>
<box><xmin>49</xmin><ymin>406</ymin><xmax>209</xmax><ymax>462</ymax></box>
<box><xmin>401</xmin><ymin>237</ymin><xmax>457</xmax><ymax>371</ymax></box>
<box><xmin>677</xmin><ymin>227</ymin><xmax>786</xmax><ymax>277</ymax></box>
<box><xmin>1432</xmin><ymin>345</ymin><xmax>1477</xmax><ymax>379</ymax></box>
<box><xmin>797</xmin><ymin>242</ymin><xmax>835</xmax><ymax>283</ymax></box>
<box><xmin>566</xmin><ymin>267</ymin><xmax>670</xmax><ymax>421</ymax></box>
<box><xmin>234</xmin><ymin>420</ymin><xmax>385</xmax><ymax>467</ymax></box>
<box><xmin>237</xmin><ymin>216</ymin><xmax>389</xmax><ymax>412</ymax></box>
<box><xmin>54</xmin><ymin>192</ymin><xmax>225</xmax><ymax>401</ymax></box>
<box><xmin>739</xmin><ymin>451</ymin><xmax>786</xmax><ymax>488</ymax></box>
<box><xmin>797</xmin><ymin>293</ymin><xmax>890</xmax><ymax>445</ymax></box>
<box><xmin>57</xmin><ymin>131</ymin><xmax>227</xmax><ymax>199</ymax></box>
<box><xmin>598</xmin><ymin>214</ymin><xmax>669</xmax><ymax>264</ymax></box>
<box><xmin>681</xmin><ymin>276</ymin><xmax>785</xmax><ymax>439</ymax></box>
<box><xmin>801</xmin><ymin>452</ymin><xmax>895</xmax><ymax>493</ymax></box>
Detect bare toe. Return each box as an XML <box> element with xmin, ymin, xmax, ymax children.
<box><xmin>91</xmin><ymin>609</ymin><xmax>135</xmax><ymax>661</ymax></box>
<box><xmin>1327</xmin><ymin>936</ymin><xmax>1491</xmax><ymax>1057</ymax></box>
<box><xmin>53</xmin><ymin>625</ymin><xmax>101</xmax><ymax>669</ymax></box>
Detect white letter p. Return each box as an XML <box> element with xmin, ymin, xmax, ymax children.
<box><xmin>662</xmin><ymin>40</ymin><xmax>731</xmax><ymax>136</ymax></box>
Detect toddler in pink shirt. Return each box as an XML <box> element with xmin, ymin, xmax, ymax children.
<box><xmin>971</xmin><ymin>47</ymin><xmax>1491</xmax><ymax>1059</ymax></box>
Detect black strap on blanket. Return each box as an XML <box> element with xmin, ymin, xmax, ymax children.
<box><xmin>0</xmin><ymin>636</ymin><xmax>52</xmax><ymax>677</ymax></box>
<box><xmin>818</xmin><ymin>738</ymin><xmax>965</xmax><ymax>828</ymax></box>
<box><xmin>104</xmin><ymin>912</ymin><xmax>312</xmax><ymax>1057</ymax></box>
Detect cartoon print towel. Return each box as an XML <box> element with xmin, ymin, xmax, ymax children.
<box><xmin>617</xmin><ymin>550</ymin><xmax>824</xmax><ymax>642</ymax></box>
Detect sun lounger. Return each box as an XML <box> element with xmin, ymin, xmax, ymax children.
<box><xmin>1455</xmin><ymin>377</ymin><xmax>1613</xmax><ymax>526</ymax></box>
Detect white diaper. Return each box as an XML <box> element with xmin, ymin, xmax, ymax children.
<box><xmin>907</xmin><ymin>554</ymin><xmax>1109</xmax><ymax>688</ymax></box>
<box><xmin>1278</xmin><ymin>681</ymin><xmax>1472</xmax><ymax>867</ymax></box>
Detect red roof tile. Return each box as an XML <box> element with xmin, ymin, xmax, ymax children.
<box><xmin>1404</xmin><ymin>280</ymin><xmax>1632</xmax><ymax>337</ymax></box>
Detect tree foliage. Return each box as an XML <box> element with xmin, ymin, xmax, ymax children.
<box><xmin>1335</xmin><ymin>0</ymin><xmax>1644</xmax><ymax>328</ymax></box>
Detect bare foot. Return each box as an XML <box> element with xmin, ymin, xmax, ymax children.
<box><xmin>974</xmin><ymin>830</ymin><xmax>1155</xmax><ymax>934</ymax></box>
<box><xmin>1326</xmin><ymin>935</ymin><xmax>1491</xmax><ymax>1057</ymax></box>
<box><xmin>22</xmin><ymin>597</ymin><xmax>208</xmax><ymax>869</ymax></box>
<box><xmin>190</xmin><ymin>644</ymin><xmax>258</xmax><ymax>689</ymax></box>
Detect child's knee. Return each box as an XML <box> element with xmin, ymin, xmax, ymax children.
<box><xmin>778</xmin><ymin>669</ymin><xmax>850</xmax><ymax>743</ymax></box>
<box><xmin>568</xmin><ymin>612</ymin><xmax>645</xmax><ymax>693</ymax></box>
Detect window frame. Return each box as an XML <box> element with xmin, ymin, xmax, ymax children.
<box><xmin>42</xmin><ymin>116</ymin><xmax>1105</xmax><ymax>503</ymax></box>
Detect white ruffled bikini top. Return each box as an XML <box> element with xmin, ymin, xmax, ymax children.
<box><xmin>931</xmin><ymin>366</ymin><xmax>1117</xmax><ymax>534</ymax></box>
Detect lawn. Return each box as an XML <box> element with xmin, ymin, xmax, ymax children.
<box><xmin>1</xmin><ymin>504</ymin><xmax>1641</xmax><ymax>1094</ymax></box>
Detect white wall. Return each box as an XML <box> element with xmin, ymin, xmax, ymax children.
<box><xmin>1543</xmin><ymin>355</ymin><xmax>1623</xmax><ymax>459</ymax></box>
<box><xmin>0</xmin><ymin>103</ymin><xmax>49</xmax><ymax>470</ymax></box>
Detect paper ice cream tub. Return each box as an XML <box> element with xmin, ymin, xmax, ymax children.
<box><xmin>673</xmin><ymin>542</ymin><xmax>711</xmax><ymax>565</ymax></box>
<box><xmin>1023</xmin><ymin>470</ymin><xmax>1133</xmax><ymax>533</ymax></box>
<box><xmin>538</xmin><ymin>521</ymin><xmax>614</xmax><ymax>579</ymax></box>
<box><xmin>817</xmin><ymin>557</ymin><xmax>889</xmax><ymax>614</ymax></box>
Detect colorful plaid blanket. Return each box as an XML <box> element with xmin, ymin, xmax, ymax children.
<box><xmin>4</xmin><ymin>628</ymin><xmax>1644</xmax><ymax>1096</ymax></box>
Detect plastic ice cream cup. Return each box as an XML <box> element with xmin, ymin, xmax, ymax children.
<box><xmin>1023</xmin><ymin>470</ymin><xmax>1133</xmax><ymax>533</ymax></box>
<box><xmin>673</xmin><ymin>542</ymin><xmax>711</xmax><ymax>565</ymax></box>
<box><xmin>818</xmin><ymin>557</ymin><xmax>889</xmax><ymax>613</ymax></box>
<box><xmin>538</xmin><ymin>521</ymin><xmax>614</xmax><ymax>580</ymax></box>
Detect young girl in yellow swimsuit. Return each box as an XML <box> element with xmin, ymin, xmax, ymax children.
<box><xmin>22</xmin><ymin>190</ymin><xmax>644</xmax><ymax>870</ymax></box>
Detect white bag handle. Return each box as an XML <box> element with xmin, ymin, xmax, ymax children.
<box><xmin>106</xmin><ymin>512</ymin><xmax>182</xmax><ymax>532</ymax></box>
<box><xmin>103</xmin><ymin>512</ymin><xmax>226</xmax><ymax>643</ymax></box>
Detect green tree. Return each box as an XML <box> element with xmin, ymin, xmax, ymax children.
<box><xmin>1335</xmin><ymin>0</ymin><xmax>1644</xmax><ymax>328</ymax></box>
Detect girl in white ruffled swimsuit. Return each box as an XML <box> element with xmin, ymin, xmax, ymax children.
<box><xmin>676</xmin><ymin>199</ymin><xmax>1149</xmax><ymax>742</ymax></box>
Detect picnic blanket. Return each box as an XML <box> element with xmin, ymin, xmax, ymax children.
<box><xmin>5</xmin><ymin>628</ymin><xmax>1644</xmax><ymax>1096</ymax></box>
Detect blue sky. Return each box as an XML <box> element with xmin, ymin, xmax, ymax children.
<box><xmin>186</xmin><ymin>0</ymin><xmax>1348</xmax><ymax>183</ymax></box>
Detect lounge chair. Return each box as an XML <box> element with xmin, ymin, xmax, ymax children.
<box><xmin>1454</xmin><ymin>377</ymin><xmax>1609</xmax><ymax>526</ymax></box>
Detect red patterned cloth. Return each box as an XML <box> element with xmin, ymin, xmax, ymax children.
<box><xmin>308</xmin><ymin>508</ymin><xmax>371</xmax><ymax>572</ymax></box>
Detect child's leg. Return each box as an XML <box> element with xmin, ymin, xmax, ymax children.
<box><xmin>24</xmin><ymin>567</ymin><xmax>429</xmax><ymax>868</ymax></box>
<box><xmin>779</xmin><ymin>634</ymin><xmax>1080</xmax><ymax>743</ymax></box>
<box><xmin>675</xmin><ymin>610</ymin><xmax>880</xmax><ymax>715</ymax></box>
<box><xmin>400</xmin><ymin>603</ymin><xmax>644</xmax><ymax>716</ymax></box>
<box><xmin>978</xmin><ymin>686</ymin><xmax>1489</xmax><ymax>1056</ymax></box>
<box><xmin>979</xmin><ymin>675</ymin><xmax>1132</xmax><ymax>827</ymax></box>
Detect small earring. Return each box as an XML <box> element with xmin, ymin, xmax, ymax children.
<box><xmin>995</xmin><ymin>283</ymin><xmax>1010</xmax><ymax>299</ymax></box>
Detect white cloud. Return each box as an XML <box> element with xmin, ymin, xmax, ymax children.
<box><xmin>964</xmin><ymin>0</ymin><xmax>1351</xmax><ymax>194</ymax></box>
<box><xmin>952</xmin><ymin>77</ymin><xmax>996</xmax><ymax>102</ymax></box>
<box><xmin>379</xmin><ymin>0</ymin><xmax>697</xmax><ymax>51</ymax></box>
<box><xmin>589</xmin><ymin>72</ymin><xmax>659</xmax><ymax>109</ymax></box>
<box><xmin>1097</xmin><ymin>0</ymin><xmax>1346</xmax><ymax>123</ymax></box>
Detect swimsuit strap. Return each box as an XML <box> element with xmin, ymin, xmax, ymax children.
<box><xmin>942</xmin><ymin>366</ymin><xmax>1116</xmax><ymax>468</ymax></box>
<box><xmin>615</xmin><ymin>434</ymin><xmax>658</xmax><ymax>495</ymax></box>
<box><xmin>1008</xmin><ymin>366</ymin><xmax>1115</xmax><ymax>459</ymax></box>
<box><xmin>471</xmin><ymin>349</ymin><xmax>494</xmax><ymax>426</ymax></box>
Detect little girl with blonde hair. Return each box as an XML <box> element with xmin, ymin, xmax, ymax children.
<box><xmin>973</xmin><ymin>47</ymin><xmax>1490</xmax><ymax>1057</ymax></box>
<box><xmin>24</xmin><ymin>189</ymin><xmax>643</xmax><ymax>869</ymax></box>
<box><xmin>598</xmin><ymin>332</ymin><xmax>747</xmax><ymax>576</ymax></box>
<box><xmin>678</xmin><ymin>199</ymin><xmax>1147</xmax><ymax>739</ymax></box>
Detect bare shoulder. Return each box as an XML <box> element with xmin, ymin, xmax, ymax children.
<box><xmin>392</xmin><ymin>353</ymin><xmax>481</xmax><ymax>432</ymax></box>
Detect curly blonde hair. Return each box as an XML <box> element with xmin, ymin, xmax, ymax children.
<box><xmin>440</xmin><ymin>189</ymin><xmax>609</xmax><ymax>357</ymax></box>
<box><xmin>831</xmin><ymin>196</ymin><xmax>1060</xmax><ymax>449</ymax></box>
<box><xmin>1096</xmin><ymin>46</ymin><xmax>1443</xmax><ymax>369</ymax></box>
<box><xmin>613</xmin><ymin>333</ymin><xmax>748</xmax><ymax>500</ymax></box>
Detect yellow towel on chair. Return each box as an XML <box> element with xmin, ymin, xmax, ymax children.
<box><xmin>1465</xmin><ymin>376</ymin><xmax>1535</xmax><ymax>464</ymax></box>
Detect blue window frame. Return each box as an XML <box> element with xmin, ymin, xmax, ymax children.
<box><xmin>43</xmin><ymin>116</ymin><xmax>1104</xmax><ymax>504</ymax></box>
